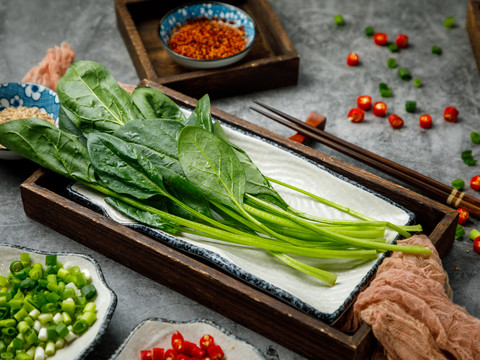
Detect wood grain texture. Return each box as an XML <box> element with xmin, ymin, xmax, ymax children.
<box><xmin>114</xmin><ymin>0</ymin><xmax>300</xmax><ymax>98</ymax></box>
<box><xmin>19</xmin><ymin>81</ymin><xmax>457</xmax><ymax>360</ymax></box>
<box><xmin>467</xmin><ymin>1</ymin><xmax>480</xmax><ymax>72</ymax></box>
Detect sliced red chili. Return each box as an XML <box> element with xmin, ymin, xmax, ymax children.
<box><xmin>207</xmin><ymin>345</ymin><xmax>225</xmax><ymax>360</ymax></box>
<box><xmin>180</xmin><ymin>341</ymin><xmax>197</xmax><ymax>355</ymax></box>
<box><xmin>395</xmin><ymin>34</ymin><xmax>409</xmax><ymax>48</ymax></box>
<box><xmin>444</xmin><ymin>106</ymin><xmax>459</xmax><ymax>122</ymax></box>
<box><xmin>171</xmin><ymin>331</ymin><xmax>184</xmax><ymax>352</ymax></box>
<box><xmin>191</xmin><ymin>346</ymin><xmax>206</xmax><ymax>358</ymax></box>
<box><xmin>348</xmin><ymin>108</ymin><xmax>365</xmax><ymax>123</ymax></box>
<box><xmin>164</xmin><ymin>349</ymin><xmax>176</xmax><ymax>360</ymax></box>
<box><xmin>357</xmin><ymin>95</ymin><xmax>372</xmax><ymax>111</ymax></box>
<box><xmin>372</xmin><ymin>101</ymin><xmax>387</xmax><ymax>117</ymax></box>
<box><xmin>388</xmin><ymin>114</ymin><xmax>404</xmax><ymax>129</ymax></box>
<box><xmin>474</xmin><ymin>237</ymin><xmax>480</xmax><ymax>254</ymax></box>
<box><xmin>200</xmin><ymin>334</ymin><xmax>215</xmax><ymax>350</ymax></box>
<box><xmin>470</xmin><ymin>175</ymin><xmax>480</xmax><ymax>191</ymax></box>
<box><xmin>346</xmin><ymin>52</ymin><xmax>360</xmax><ymax>66</ymax></box>
<box><xmin>373</xmin><ymin>32</ymin><xmax>388</xmax><ymax>46</ymax></box>
<box><xmin>176</xmin><ymin>354</ymin><xmax>190</xmax><ymax>360</ymax></box>
<box><xmin>141</xmin><ymin>350</ymin><xmax>153</xmax><ymax>360</ymax></box>
<box><xmin>152</xmin><ymin>348</ymin><xmax>165</xmax><ymax>360</ymax></box>
<box><xmin>419</xmin><ymin>114</ymin><xmax>432</xmax><ymax>129</ymax></box>
<box><xmin>457</xmin><ymin>208</ymin><xmax>469</xmax><ymax>225</ymax></box>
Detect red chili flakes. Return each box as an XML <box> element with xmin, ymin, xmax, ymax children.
<box><xmin>168</xmin><ymin>18</ymin><xmax>247</xmax><ymax>60</ymax></box>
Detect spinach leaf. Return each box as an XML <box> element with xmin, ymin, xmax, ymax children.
<box><xmin>105</xmin><ymin>197</ymin><xmax>181</xmax><ymax>234</ymax></box>
<box><xmin>57</xmin><ymin>60</ymin><xmax>144</xmax><ymax>134</ymax></box>
<box><xmin>178</xmin><ymin>126</ymin><xmax>246</xmax><ymax>209</ymax></box>
<box><xmin>213</xmin><ymin>121</ymin><xmax>288</xmax><ymax>208</ymax></box>
<box><xmin>0</xmin><ymin>118</ymin><xmax>95</xmax><ymax>184</ymax></box>
<box><xmin>114</xmin><ymin>119</ymin><xmax>184</xmax><ymax>175</ymax></box>
<box><xmin>132</xmin><ymin>87</ymin><xmax>187</xmax><ymax>123</ymax></box>
<box><xmin>58</xmin><ymin>105</ymin><xmax>87</xmax><ymax>147</ymax></box>
<box><xmin>192</xmin><ymin>95</ymin><xmax>213</xmax><ymax>132</ymax></box>
<box><xmin>87</xmin><ymin>132</ymin><xmax>169</xmax><ymax>200</ymax></box>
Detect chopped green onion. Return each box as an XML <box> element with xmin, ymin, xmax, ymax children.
<box><xmin>365</xmin><ymin>26</ymin><xmax>374</xmax><ymax>36</ymax></box>
<box><xmin>455</xmin><ymin>225</ymin><xmax>465</xmax><ymax>239</ymax></box>
<box><xmin>20</xmin><ymin>253</ymin><xmax>30</xmax><ymax>266</ymax></box>
<box><xmin>380</xmin><ymin>88</ymin><xmax>392</xmax><ymax>97</ymax></box>
<box><xmin>388</xmin><ymin>43</ymin><xmax>399</xmax><ymax>52</ymax></box>
<box><xmin>471</xmin><ymin>131</ymin><xmax>480</xmax><ymax>144</ymax></box>
<box><xmin>387</xmin><ymin>58</ymin><xmax>397</xmax><ymax>68</ymax></box>
<box><xmin>405</xmin><ymin>100</ymin><xmax>417</xmax><ymax>113</ymax></box>
<box><xmin>398</xmin><ymin>67</ymin><xmax>412</xmax><ymax>80</ymax></box>
<box><xmin>414</xmin><ymin>78</ymin><xmax>422</xmax><ymax>87</ymax></box>
<box><xmin>45</xmin><ymin>255</ymin><xmax>57</xmax><ymax>266</ymax></box>
<box><xmin>432</xmin><ymin>45</ymin><xmax>442</xmax><ymax>55</ymax></box>
<box><xmin>444</xmin><ymin>17</ymin><xmax>455</xmax><ymax>28</ymax></box>
<box><xmin>80</xmin><ymin>284</ymin><xmax>97</xmax><ymax>301</ymax></box>
<box><xmin>461</xmin><ymin>150</ymin><xmax>477</xmax><ymax>166</ymax></box>
<box><xmin>334</xmin><ymin>14</ymin><xmax>345</xmax><ymax>26</ymax></box>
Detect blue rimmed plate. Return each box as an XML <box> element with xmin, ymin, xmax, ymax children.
<box><xmin>67</xmin><ymin>109</ymin><xmax>414</xmax><ymax>325</ymax></box>
<box><xmin>0</xmin><ymin>82</ymin><xmax>60</xmax><ymax>160</ymax></box>
<box><xmin>0</xmin><ymin>243</ymin><xmax>117</xmax><ymax>360</ymax></box>
<box><xmin>109</xmin><ymin>318</ymin><xmax>266</xmax><ymax>360</ymax></box>
<box><xmin>159</xmin><ymin>2</ymin><xmax>257</xmax><ymax>69</ymax></box>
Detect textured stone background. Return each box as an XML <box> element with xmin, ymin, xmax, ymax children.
<box><xmin>0</xmin><ymin>0</ymin><xmax>479</xmax><ymax>359</ymax></box>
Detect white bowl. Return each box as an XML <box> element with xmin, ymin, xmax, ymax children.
<box><xmin>0</xmin><ymin>82</ymin><xmax>60</xmax><ymax>160</ymax></box>
<box><xmin>0</xmin><ymin>243</ymin><xmax>117</xmax><ymax>360</ymax></box>
<box><xmin>109</xmin><ymin>318</ymin><xmax>266</xmax><ymax>360</ymax></box>
<box><xmin>159</xmin><ymin>2</ymin><xmax>257</xmax><ymax>69</ymax></box>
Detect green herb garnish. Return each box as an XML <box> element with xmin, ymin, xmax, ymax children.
<box><xmin>444</xmin><ymin>17</ymin><xmax>455</xmax><ymax>28</ymax></box>
<box><xmin>414</xmin><ymin>78</ymin><xmax>422</xmax><ymax>87</ymax></box>
<box><xmin>334</xmin><ymin>14</ymin><xmax>344</xmax><ymax>26</ymax></box>
<box><xmin>455</xmin><ymin>225</ymin><xmax>465</xmax><ymax>239</ymax></box>
<box><xmin>365</xmin><ymin>26</ymin><xmax>374</xmax><ymax>36</ymax></box>
<box><xmin>432</xmin><ymin>45</ymin><xmax>442</xmax><ymax>55</ymax></box>
<box><xmin>398</xmin><ymin>67</ymin><xmax>412</xmax><ymax>80</ymax></box>
<box><xmin>388</xmin><ymin>43</ymin><xmax>399</xmax><ymax>52</ymax></box>
<box><xmin>405</xmin><ymin>101</ymin><xmax>417</xmax><ymax>113</ymax></box>
<box><xmin>471</xmin><ymin>131</ymin><xmax>480</xmax><ymax>144</ymax></box>
<box><xmin>387</xmin><ymin>58</ymin><xmax>397</xmax><ymax>68</ymax></box>
<box><xmin>461</xmin><ymin>150</ymin><xmax>477</xmax><ymax>166</ymax></box>
<box><xmin>451</xmin><ymin>178</ymin><xmax>465</xmax><ymax>190</ymax></box>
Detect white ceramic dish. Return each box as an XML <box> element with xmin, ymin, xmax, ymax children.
<box><xmin>159</xmin><ymin>2</ymin><xmax>256</xmax><ymax>69</ymax></box>
<box><xmin>109</xmin><ymin>318</ymin><xmax>266</xmax><ymax>360</ymax></box>
<box><xmin>0</xmin><ymin>243</ymin><xmax>117</xmax><ymax>360</ymax></box>
<box><xmin>0</xmin><ymin>82</ymin><xmax>60</xmax><ymax>160</ymax></box>
<box><xmin>68</xmin><ymin>116</ymin><xmax>413</xmax><ymax>324</ymax></box>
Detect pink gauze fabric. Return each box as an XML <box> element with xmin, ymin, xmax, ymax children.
<box><xmin>22</xmin><ymin>42</ymin><xmax>75</xmax><ymax>91</ymax></box>
<box><xmin>352</xmin><ymin>235</ymin><xmax>480</xmax><ymax>360</ymax></box>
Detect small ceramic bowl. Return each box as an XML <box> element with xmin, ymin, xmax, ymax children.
<box><xmin>159</xmin><ymin>2</ymin><xmax>257</xmax><ymax>69</ymax></box>
<box><xmin>0</xmin><ymin>82</ymin><xmax>60</xmax><ymax>160</ymax></box>
<box><xmin>109</xmin><ymin>318</ymin><xmax>266</xmax><ymax>360</ymax></box>
<box><xmin>0</xmin><ymin>243</ymin><xmax>117</xmax><ymax>360</ymax></box>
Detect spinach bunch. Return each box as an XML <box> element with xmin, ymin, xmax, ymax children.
<box><xmin>0</xmin><ymin>61</ymin><xmax>429</xmax><ymax>286</ymax></box>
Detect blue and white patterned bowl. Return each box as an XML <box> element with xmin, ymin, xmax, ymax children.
<box><xmin>0</xmin><ymin>82</ymin><xmax>60</xmax><ymax>160</ymax></box>
<box><xmin>159</xmin><ymin>2</ymin><xmax>257</xmax><ymax>69</ymax></box>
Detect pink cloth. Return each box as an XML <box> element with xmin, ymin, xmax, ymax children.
<box><xmin>352</xmin><ymin>235</ymin><xmax>480</xmax><ymax>360</ymax></box>
<box><xmin>22</xmin><ymin>42</ymin><xmax>75</xmax><ymax>90</ymax></box>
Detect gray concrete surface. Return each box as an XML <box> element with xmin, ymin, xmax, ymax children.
<box><xmin>0</xmin><ymin>0</ymin><xmax>479</xmax><ymax>359</ymax></box>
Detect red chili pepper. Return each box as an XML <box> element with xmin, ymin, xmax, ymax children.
<box><xmin>388</xmin><ymin>114</ymin><xmax>404</xmax><ymax>129</ymax></box>
<box><xmin>346</xmin><ymin>52</ymin><xmax>360</xmax><ymax>66</ymax></box>
<box><xmin>474</xmin><ymin>237</ymin><xmax>480</xmax><ymax>254</ymax></box>
<box><xmin>164</xmin><ymin>349</ymin><xmax>176</xmax><ymax>360</ymax></box>
<box><xmin>356</xmin><ymin>95</ymin><xmax>372</xmax><ymax>111</ymax></box>
<box><xmin>152</xmin><ymin>348</ymin><xmax>165</xmax><ymax>360</ymax></box>
<box><xmin>288</xmin><ymin>112</ymin><xmax>325</xmax><ymax>144</ymax></box>
<box><xmin>180</xmin><ymin>341</ymin><xmax>197</xmax><ymax>356</ymax></box>
<box><xmin>373</xmin><ymin>32</ymin><xmax>388</xmax><ymax>46</ymax></box>
<box><xmin>348</xmin><ymin>108</ymin><xmax>365</xmax><ymax>123</ymax></box>
<box><xmin>207</xmin><ymin>345</ymin><xmax>224</xmax><ymax>360</ymax></box>
<box><xmin>395</xmin><ymin>34</ymin><xmax>409</xmax><ymax>48</ymax></box>
<box><xmin>199</xmin><ymin>334</ymin><xmax>215</xmax><ymax>350</ymax></box>
<box><xmin>176</xmin><ymin>354</ymin><xmax>190</xmax><ymax>360</ymax></box>
<box><xmin>444</xmin><ymin>106</ymin><xmax>459</xmax><ymax>122</ymax></box>
<box><xmin>191</xmin><ymin>346</ymin><xmax>206</xmax><ymax>358</ymax></box>
<box><xmin>457</xmin><ymin>208</ymin><xmax>469</xmax><ymax>225</ymax></box>
<box><xmin>470</xmin><ymin>175</ymin><xmax>480</xmax><ymax>191</ymax></box>
<box><xmin>171</xmin><ymin>331</ymin><xmax>184</xmax><ymax>352</ymax></box>
<box><xmin>372</xmin><ymin>101</ymin><xmax>387</xmax><ymax>117</ymax></box>
<box><xmin>419</xmin><ymin>114</ymin><xmax>432</xmax><ymax>129</ymax></box>
<box><xmin>141</xmin><ymin>350</ymin><xmax>153</xmax><ymax>360</ymax></box>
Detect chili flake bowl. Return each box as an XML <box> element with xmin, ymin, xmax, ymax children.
<box><xmin>158</xmin><ymin>1</ymin><xmax>257</xmax><ymax>69</ymax></box>
<box><xmin>0</xmin><ymin>82</ymin><xmax>60</xmax><ymax>160</ymax></box>
<box><xmin>109</xmin><ymin>318</ymin><xmax>266</xmax><ymax>360</ymax></box>
<box><xmin>0</xmin><ymin>243</ymin><xmax>117</xmax><ymax>360</ymax></box>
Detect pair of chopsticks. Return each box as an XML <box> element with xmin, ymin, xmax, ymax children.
<box><xmin>251</xmin><ymin>101</ymin><xmax>480</xmax><ymax>219</ymax></box>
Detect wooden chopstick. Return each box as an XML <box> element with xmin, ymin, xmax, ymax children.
<box><xmin>251</xmin><ymin>101</ymin><xmax>480</xmax><ymax>218</ymax></box>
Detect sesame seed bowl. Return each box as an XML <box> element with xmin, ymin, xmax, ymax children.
<box><xmin>158</xmin><ymin>2</ymin><xmax>257</xmax><ymax>69</ymax></box>
<box><xmin>0</xmin><ymin>82</ymin><xmax>60</xmax><ymax>160</ymax></box>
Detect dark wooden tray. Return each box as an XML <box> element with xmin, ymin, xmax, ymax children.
<box><xmin>115</xmin><ymin>0</ymin><xmax>300</xmax><ymax>98</ymax></box>
<box><xmin>20</xmin><ymin>80</ymin><xmax>458</xmax><ymax>360</ymax></box>
<box><xmin>467</xmin><ymin>1</ymin><xmax>480</xmax><ymax>71</ymax></box>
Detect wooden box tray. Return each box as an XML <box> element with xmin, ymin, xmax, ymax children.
<box><xmin>115</xmin><ymin>0</ymin><xmax>300</xmax><ymax>98</ymax></box>
<box><xmin>20</xmin><ymin>80</ymin><xmax>457</xmax><ymax>360</ymax></box>
<box><xmin>467</xmin><ymin>1</ymin><xmax>480</xmax><ymax>71</ymax></box>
